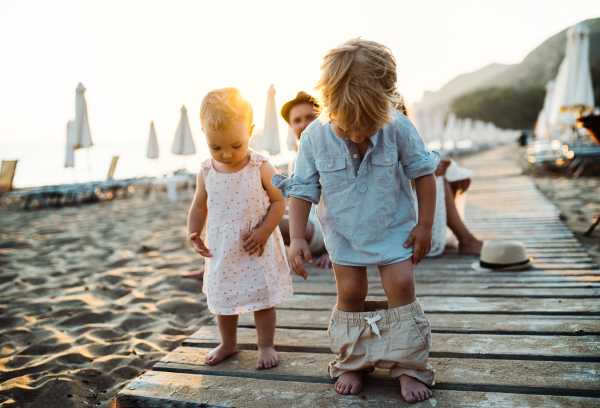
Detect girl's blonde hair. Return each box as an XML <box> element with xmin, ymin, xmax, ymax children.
<box><xmin>200</xmin><ymin>87</ymin><xmax>253</xmax><ymax>131</ymax></box>
<box><xmin>316</xmin><ymin>38</ymin><xmax>401</xmax><ymax>133</ymax></box>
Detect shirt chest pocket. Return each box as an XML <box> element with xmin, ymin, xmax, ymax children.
<box><xmin>371</xmin><ymin>152</ymin><xmax>398</xmax><ymax>187</ymax></box>
<box><xmin>316</xmin><ymin>158</ymin><xmax>348</xmax><ymax>192</ymax></box>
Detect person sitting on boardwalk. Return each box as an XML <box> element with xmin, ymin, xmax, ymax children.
<box><xmin>394</xmin><ymin>96</ymin><xmax>483</xmax><ymax>257</ymax></box>
<box><xmin>273</xmin><ymin>38</ymin><xmax>437</xmax><ymax>402</ymax></box>
<box><xmin>187</xmin><ymin>87</ymin><xmax>293</xmax><ymax>370</ymax></box>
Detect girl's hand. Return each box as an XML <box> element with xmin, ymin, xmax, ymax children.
<box><xmin>242</xmin><ymin>227</ymin><xmax>270</xmax><ymax>257</ymax></box>
<box><xmin>289</xmin><ymin>238</ymin><xmax>312</xmax><ymax>280</ymax></box>
<box><xmin>188</xmin><ymin>232</ymin><xmax>212</xmax><ymax>257</ymax></box>
<box><xmin>403</xmin><ymin>224</ymin><xmax>432</xmax><ymax>265</ymax></box>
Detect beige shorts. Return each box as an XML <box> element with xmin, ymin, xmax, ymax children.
<box><xmin>327</xmin><ymin>299</ymin><xmax>435</xmax><ymax>386</ymax></box>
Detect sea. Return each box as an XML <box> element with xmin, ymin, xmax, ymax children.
<box><xmin>0</xmin><ymin>142</ymin><xmax>295</xmax><ymax>189</ymax></box>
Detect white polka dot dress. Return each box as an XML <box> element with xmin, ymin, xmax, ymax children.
<box><xmin>202</xmin><ymin>151</ymin><xmax>293</xmax><ymax>315</ymax></box>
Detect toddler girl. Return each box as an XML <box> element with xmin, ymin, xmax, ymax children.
<box><xmin>273</xmin><ymin>39</ymin><xmax>439</xmax><ymax>403</ymax></box>
<box><xmin>188</xmin><ymin>87</ymin><xmax>292</xmax><ymax>370</ymax></box>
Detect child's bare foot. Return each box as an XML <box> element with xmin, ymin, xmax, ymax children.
<box><xmin>334</xmin><ymin>371</ymin><xmax>364</xmax><ymax>395</ymax></box>
<box><xmin>256</xmin><ymin>346</ymin><xmax>278</xmax><ymax>369</ymax></box>
<box><xmin>204</xmin><ymin>344</ymin><xmax>237</xmax><ymax>365</ymax></box>
<box><xmin>399</xmin><ymin>375</ymin><xmax>432</xmax><ymax>403</ymax></box>
<box><xmin>459</xmin><ymin>237</ymin><xmax>483</xmax><ymax>256</ymax></box>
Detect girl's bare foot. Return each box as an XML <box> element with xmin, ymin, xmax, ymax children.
<box><xmin>334</xmin><ymin>371</ymin><xmax>364</xmax><ymax>395</ymax></box>
<box><xmin>459</xmin><ymin>237</ymin><xmax>483</xmax><ymax>256</ymax></box>
<box><xmin>204</xmin><ymin>344</ymin><xmax>237</xmax><ymax>365</ymax></box>
<box><xmin>399</xmin><ymin>375</ymin><xmax>432</xmax><ymax>403</ymax></box>
<box><xmin>256</xmin><ymin>346</ymin><xmax>278</xmax><ymax>369</ymax></box>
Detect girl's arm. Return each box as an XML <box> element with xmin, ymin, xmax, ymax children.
<box><xmin>242</xmin><ymin>161</ymin><xmax>286</xmax><ymax>256</ymax></box>
<box><xmin>187</xmin><ymin>169</ymin><xmax>212</xmax><ymax>257</ymax></box>
<box><xmin>404</xmin><ymin>173</ymin><xmax>436</xmax><ymax>265</ymax></box>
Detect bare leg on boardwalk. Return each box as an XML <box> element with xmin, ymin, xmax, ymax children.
<box><xmin>332</xmin><ymin>263</ymin><xmax>369</xmax><ymax>394</ymax></box>
<box><xmin>444</xmin><ymin>179</ymin><xmax>483</xmax><ymax>256</ymax></box>
<box><xmin>205</xmin><ymin>314</ymin><xmax>238</xmax><ymax>365</ymax></box>
<box><xmin>379</xmin><ymin>259</ymin><xmax>433</xmax><ymax>403</ymax></box>
<box><xmin>255</xmin><ymin>307</ymin><xmax>278</xmax><ymax>369</ymax></box>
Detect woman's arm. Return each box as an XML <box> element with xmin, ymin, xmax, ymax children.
<box><xmin>404</xmin><ymin>173</ymin><xmax>436</xmax><ymax>265</ymax></box>
<box><xmin>242</xmin><ymin>161</ymin><xmax>287</xmax><ymax>256</ymax></box>
<box><xmin>187</xmin><ymin>169</ymin><xmax>212</xmax><ymax>257</ymax></box>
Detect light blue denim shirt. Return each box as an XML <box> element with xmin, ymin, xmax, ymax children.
<box><xmin>272</xmin><ymin>111</ymin><xmax>440</xmax><ymax>266</ymax></box>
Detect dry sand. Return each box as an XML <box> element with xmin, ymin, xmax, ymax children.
<box><xmin>0</xmin><ymin>191</ymin><xmax>210</xmax><ymax>407</ymax></box>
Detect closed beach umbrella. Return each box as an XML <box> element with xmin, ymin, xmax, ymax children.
<box><xmin>64</xmin><ymin>83</ymin><xmax>93</xmax><ymax>168</ymax></box>
<box><xmin>452</xmin><ymin>118</ymin><xmax>463</xmax><ymax>143</ymax></box>
<box><xmin>485</xmin><ymin>122</ymin><xmax>496</xmax><ymax>144</ymax></box>
<box><xmin>253</xmin><ymin>84</ymin><xmax>281</xmax><ymax>155</ymax></box>
<box><xmin>421</xmin><ymin>109</ymin><xmax>434</xmax><ymax>143</ymax></box>
<box><xmin>459</xmin><ymin>118</ymin><xmax>473</xmax><ymax>142</ymax></box>
<box><xmin>147</xmin><ymin>121</ymin><xmax>159</xmax><ymax>159</ymax></box>
<box><xmin>432</xmin><ymin>110</ymin><xmax>445</xmax><ymax>142</ymax></box>
<box><xmin>443</xmin><ymin>113</ymin><xmax>456</xmax><ymax>141</ymax></box>
<box><xmin>74</xmin><ymin>83</ymin><xmax>93</xmax><ymax>149</ymax></box>
<box><xmin>172</xmin><ymin>105</ymin><xmax>196</xmax><ymax>156</ymax></box>
<box><xmin>535</xmin><ymin>80</ymin><xmax>555</xmax><ymax>139</ymax></box>
<box><xmin>549</xmin><ymin>22</ymin><xmax>595</xmax><ymax>126</ymax></box>
<box><xmin>473</xmin><ymin>120</ymin><xmax>485</xmax><ymax>146</ymax></box>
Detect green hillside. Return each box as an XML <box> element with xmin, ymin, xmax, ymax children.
<box><xmin>418</xmin><ymin>17</ymin><xmax>600</xmax><ymax>119</ymax></box>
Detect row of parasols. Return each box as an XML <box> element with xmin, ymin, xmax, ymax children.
<box><xmin>64</xmin><ymin>83</ymin><xmax>196</xmax><ymax>168</ymax></box>
<box><xmin>411</xmin><ymin>109</ymin><xmax>518</xmax><ymax>151</ymax></box>
<box><xmin>64</xmin><ymin>83</ymin><xmax>287</xmax><ymax>169</ymax></box>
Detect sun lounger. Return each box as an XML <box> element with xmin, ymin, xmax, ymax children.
<box><xmin>0</xmin><ymin>160</ymin><xmax>17</xmax><ymax>193</ymax></box>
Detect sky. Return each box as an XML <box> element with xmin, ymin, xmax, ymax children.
<box><xmin>1</xmin><ymin>0</ymin><xmax>599</xmax><ymax>148</ymax></box>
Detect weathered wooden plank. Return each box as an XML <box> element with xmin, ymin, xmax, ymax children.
<box><xmin>230</xmin><ymin>310</ymin><xmax>600</xmax><ymax>335</ymax></box>
<box><xmin>116</xmin><ymin>370</ymin><xmax>600</xmax><ymax>407</ymax></box>
<box><xmin>185</xmin><ymin>328</ymin><xmax>600</xmax><ymax>361</ymax></box>
<box><xmin>276</xmin><ymin>294</ymin><xmax>600</xmax><ymax>315</ymax></box>
<box><xmin>154</xmin><ymin>348</ymin><xmax>600</xmax><ymax>396</ymax></box>
<box><xmin>290</xmin><ymin>282</ymin><xmax>600</xmax><ymax>298</ymax></box>
<box><xmin>294</xmin><ymin>275</ymin><xmax>600</xmax><ymax>286</ymax></box>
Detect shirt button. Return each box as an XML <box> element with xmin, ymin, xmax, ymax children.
<box><xmin>327</xmin><ymin>163</ymin><xmax>332</xmax><ymax>168</ymax></box>
<box><xmin>385</xmin><ymin>158</ymin><xmax>390</xmax><ymax>163</ymax></box>
<box><xmin>353</xmin><ymin>154</ymin><xmax>358</xmax><ymax>159</ymax></box>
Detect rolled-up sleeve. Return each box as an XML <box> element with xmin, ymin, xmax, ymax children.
<box><xmin>397</xmin><ymin>115</ymin><xmax>441</xmax><ymax>179</ymax></box>
<box><xmin>271</xmin><ymin>134</ymin><xmax>321</xmax><ymax>204</ymax></box>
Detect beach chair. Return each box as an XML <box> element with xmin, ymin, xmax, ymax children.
<box><xmin>0</xmin><ymin>160</ymin><xmax>17</xmax><ymax>194</ymax></box>
<box><xmin>107</xmin><ymin>156</ymin><xmax>119</xmax><ymax>180</ymax></box>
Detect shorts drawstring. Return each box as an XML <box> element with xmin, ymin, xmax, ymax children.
<box><xmin>364</xmin><ymin>314</ymin><xmax>382</xmax><ymax>339</ymax></box>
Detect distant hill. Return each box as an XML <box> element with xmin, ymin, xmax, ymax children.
<box><xmin>418</xmin><ymin>17</ymin><xmax>600</xmax><ymax>112</ymax></box>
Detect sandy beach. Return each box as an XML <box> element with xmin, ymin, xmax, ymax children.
<box><xmin>0</xmin><ymin>191</ymin><xmax>210</xmax><ymax>408</ymax></box>
<box><xmin>1</xmin><ymin>146</ymin><xmax>599</xmax><ymax>407</ymax></box>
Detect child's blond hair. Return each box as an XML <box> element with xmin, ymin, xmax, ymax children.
<box><xmin>200</xmin><ymin>87</ymin><xmax>253</xmax><ymax>131</ymax></box>
<box><xmin>316</xmin><ymin>38</ymin><xmax>401</xmax><ymax>133</ymax></box>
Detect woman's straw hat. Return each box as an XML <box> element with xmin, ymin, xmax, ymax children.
<box><xmin>470</xmin><ymin>240</ymin><xmax>532</xmax><ymax>272</ymax></box>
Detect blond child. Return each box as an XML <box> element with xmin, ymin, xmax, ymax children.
<box><xmin>188</xmin><ymin>88</ymin><xmax>293</xmax><ymax>370</ymax></box>
<box><xmin>273</xmin><ymin>39</ymin><xmax>439</xmax><ymax>402</ymax></box>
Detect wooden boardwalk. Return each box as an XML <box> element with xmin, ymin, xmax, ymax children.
<box><xmin>117</xmin><ymin>148</ymin><xmax>600</xmax><ymax>407</ymax></box>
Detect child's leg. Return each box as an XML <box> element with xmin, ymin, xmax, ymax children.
<box><xmin>254</xmin><ymin>307</ymin><xmax>278</xmax><ymax>370</ymax></box>
<box><xmin>331</xmin><ymin>263</ymin><xmax>368</xmax><ymax>394</ymax></box>
<box><xmin>205</xmin><ymin>314</ymin><xmax>238</xmax><ymax>365</ymax></box>
<box><xmin>378</xmin><ymin>259</ymin><xmax>433</xmax><ymax>403</ymax></box>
